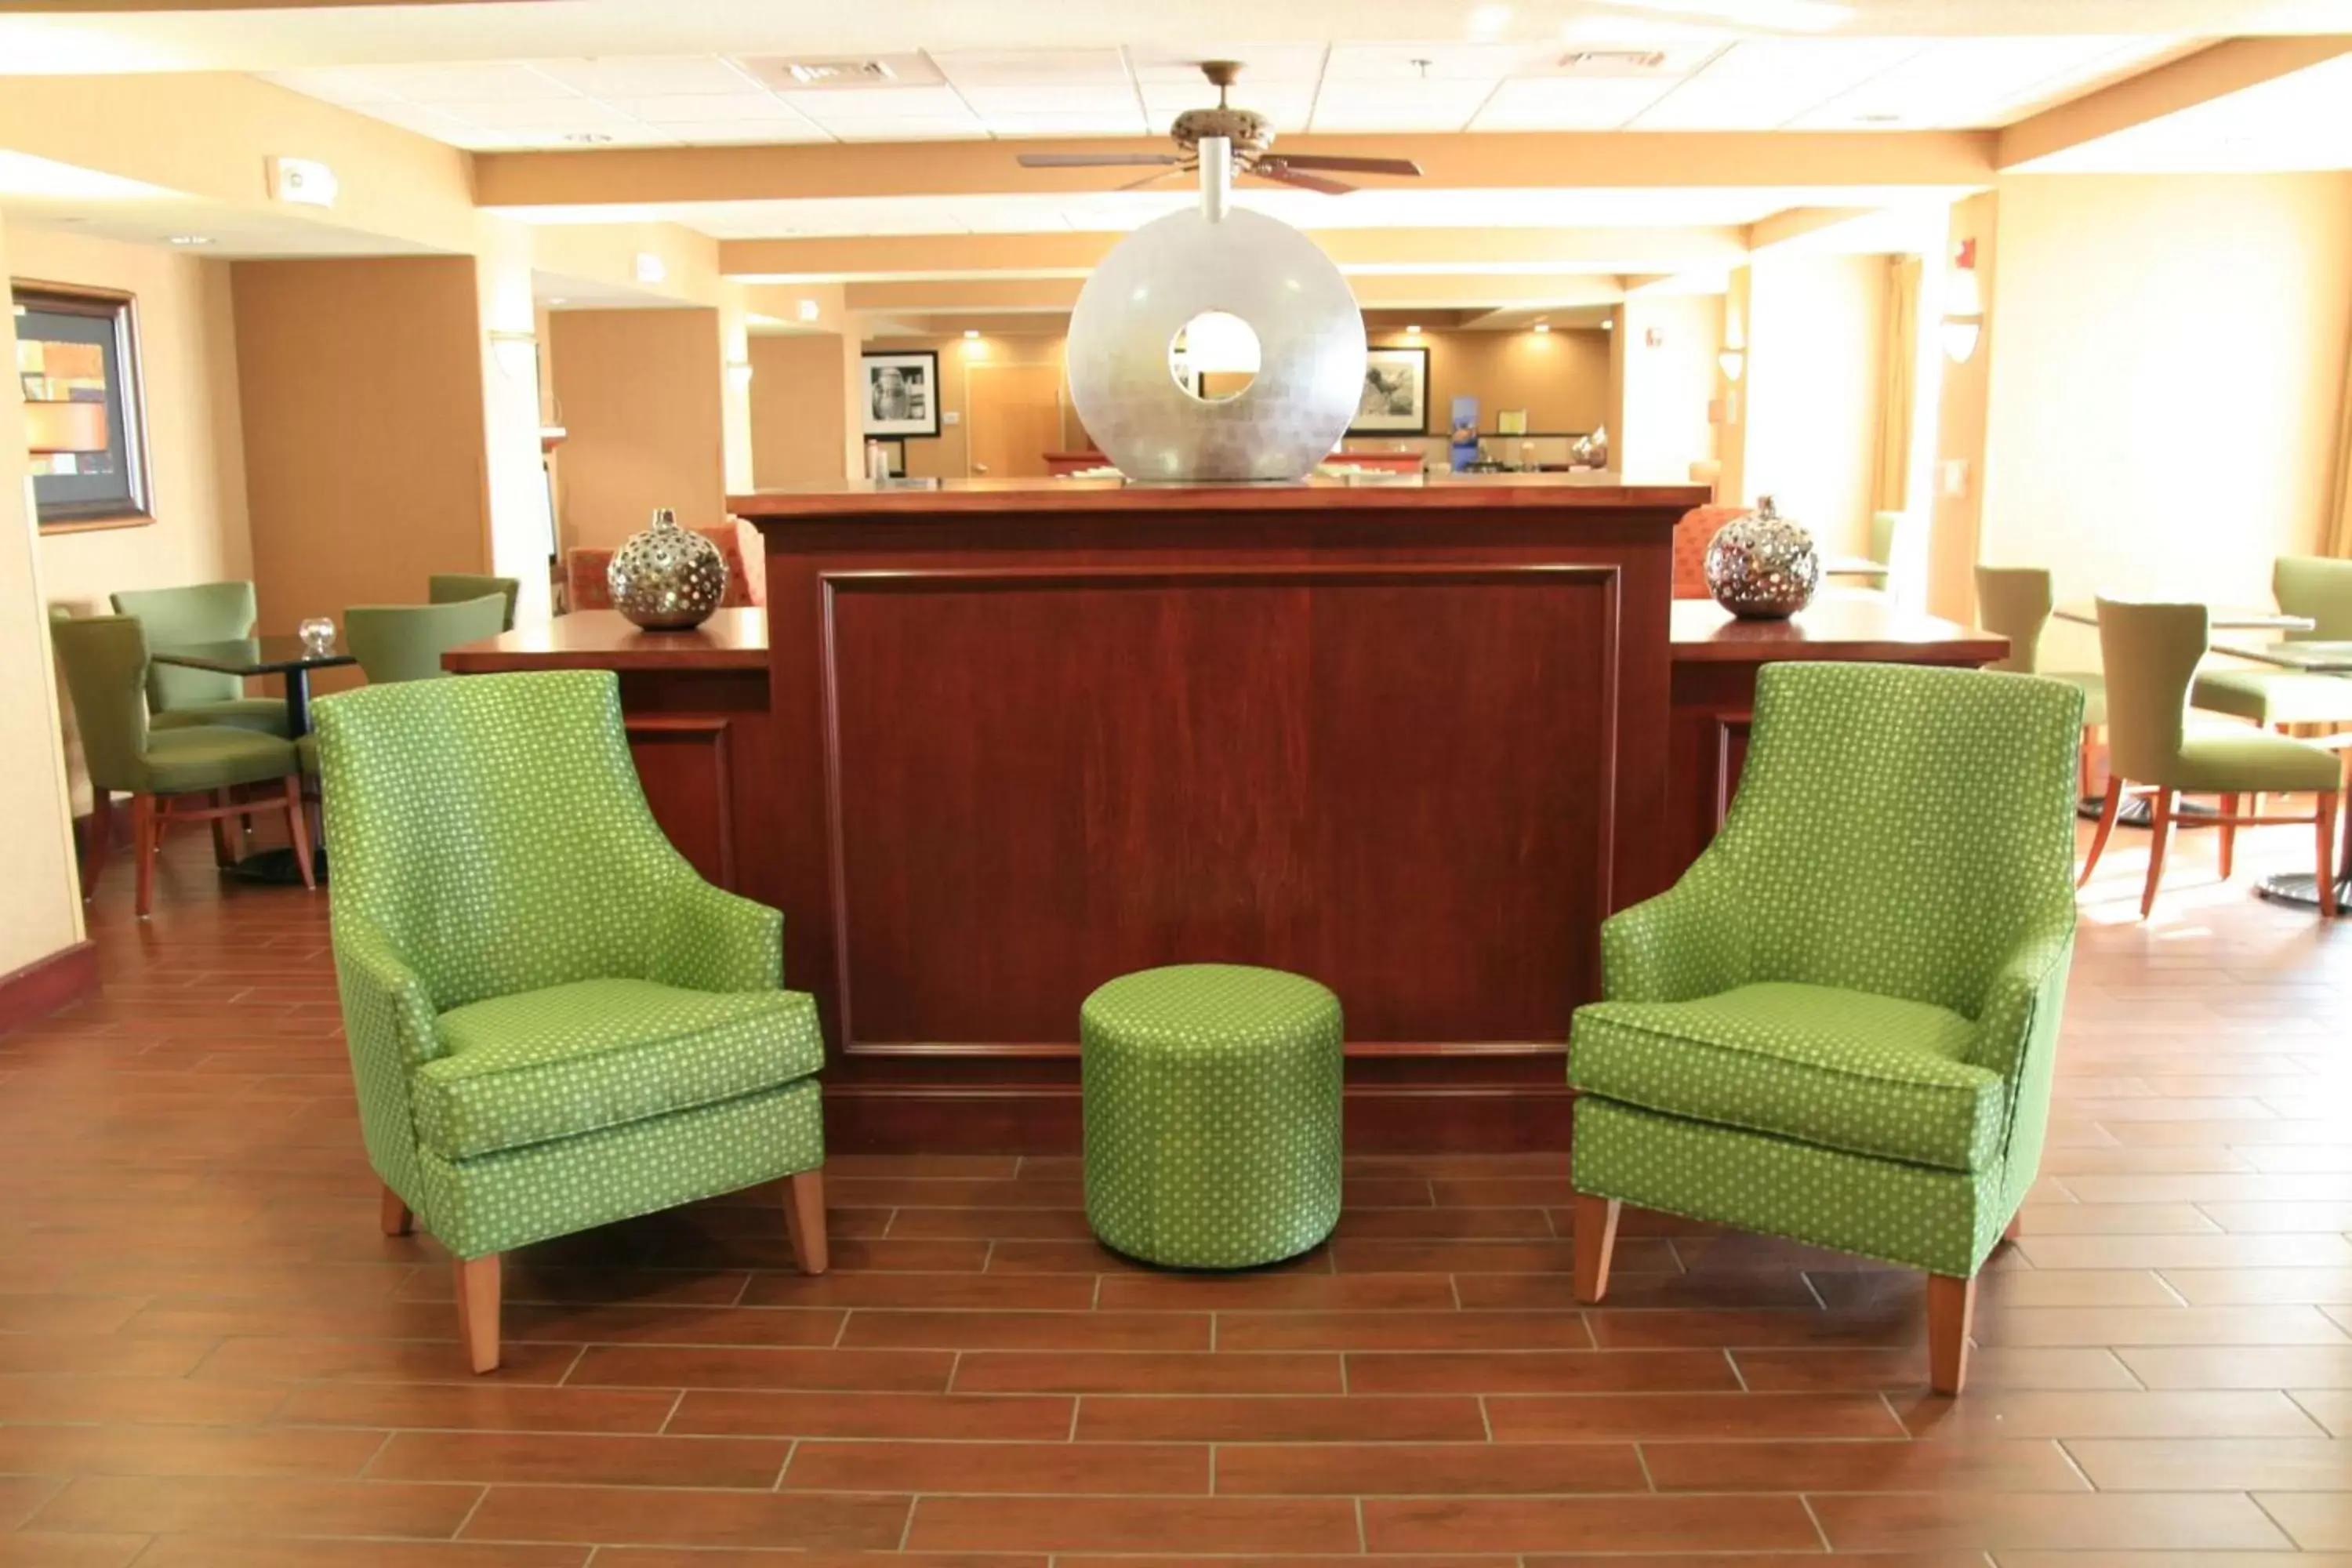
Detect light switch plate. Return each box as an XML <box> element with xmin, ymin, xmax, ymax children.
<box><xmin>942</xmin><ymin>410</ymin><xmax>960</xmax><ymax>426</ymax></box>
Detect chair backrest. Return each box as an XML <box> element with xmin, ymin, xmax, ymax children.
<box><xmin>345</xmin><ymin>596</ymin><xmax>510</xmax><ymax>684</ymax></box>
<box><xmin>1868</xmin><ymin>510</ymin><xmax>1904</xmax><ymax>567</ymax></box>
<box><xmin>2096</xmin><ymin>597</ymin><xmax>2207</xmax><ymax>786</ymax></box>
<box><xmin>1707</xmin><ymin>662</ymin><xmax>2082</xmax><ymax>1016</ymax></box>
<box><xmin>109</xmin><ymin>581</ymin><xmax>255</xmax><ymax>713</ymax></box>
<box><xmin>1670</xmin><ymin>505</ymin><xmax>1748</xmax><ymax>599</ymax></box>
<box><xmin>314</xmin><ymin>670</ymin><xmax>688</xmax><ymax>1011</ymax></box>
<box><xmin>2275</xmin><ymin>555</ymin><xmax>2352</xmax><ymax>643</ymax></box>
<box><xmin>49</xmin><ymin>613</ymin><xmax>151</xmax><ymax>792</ymax></box>
<box><xmin>1973</xmin><ymin>565</ymin><xmax>2055</xmax><ymax>674</ymax></box>
<box><xmin>427</xmin><ymin>573</ymin><xmax>521</xmax><ymax>632</ymax></box>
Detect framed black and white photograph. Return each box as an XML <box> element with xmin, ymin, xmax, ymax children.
<box><xmin>1351</xmin><ymin>345</ymin><xmax>1428</xmax><ymax>435</ymax></box>
<box><xmin>13</xmin><ymin>279</ymin><xmax>151</xmax><ymax>530</ymax></box>
<box><xmin>862</xmin><ymin>350</ymin><xmax>940</xmax><ymax>439</ymax></box>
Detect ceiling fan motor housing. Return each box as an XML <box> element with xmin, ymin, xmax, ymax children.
<box><xmin>1171</xmin><ymin>105</ymin><xmax>1274</xmax><ymax>156</ymax></box>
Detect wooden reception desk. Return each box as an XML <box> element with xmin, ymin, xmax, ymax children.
<box><xmin>450</xmin><ymin>477</ymin><xmax>2002</xmax><ymax>1152</ymax></box>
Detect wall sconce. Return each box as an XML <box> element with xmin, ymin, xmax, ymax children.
<box><xmin>725</xmin><ymin>360</ymin><xmax>755</xmax><ymax>389</ymax></box>
<box><xmin>488</xmin><ymin>331</ymin><xmax>539</xmax><ymax>384</ymax></box>
<box><xmin>1717</xmin><ymin>347</ymin><xmax>1744</xmax><ymax>382</ymax></box>
<box><xmin>1940</xmin><ymin>237</ymin><xmax>1984</xmax><ymax>363</ymax></box>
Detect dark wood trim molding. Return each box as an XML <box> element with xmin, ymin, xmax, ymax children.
<box><xmin>0</xmin><ymin>939</ymin><xmax>99</xmax><ymax>1038</ymax></box>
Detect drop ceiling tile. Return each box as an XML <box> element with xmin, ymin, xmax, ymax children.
<box><xmin>1630</xmin><ymin>38</ymin><xmax>1924</xmax><ymax>129</ymax></box>
<box><xmin>1308</xmin><ymin>78</ymin><xmax>1496</xmax><ymax>132</ymax></box>
<box><xmin>955</xmin><ymin>82</ymin><xmax>1143</xmax><ymax>115</ymax></box>
<box><xmin>931</xmin><ymin>48</ymin><xmax>1132</xmax><ymax>87</ymax></box>
<box><xmin>1141</xmin><ymin>82</ymin><xmax>1317</xmax><ymax>126</ymax></box>
<box><xmin>820</xmin><ymin>116</ymin><xmax>990</xmax><ymax>141</ymax></box>
<box><xmin>609</xmin><ymin>92</ymin><xmax>811</xmax><ymax>124</ymax></box>
<box><xmin>1323</xmin><ymin>41</ymin><xmax>1551</xmax><ymax>80</ymax></box>
<box><xmin>340</xmin><ymin>101</ymin><xmax>475</xmax><ymax>137</ymax></box>
<box><xmin>1793</xmin><ymin>35</ymin><xmax>2164</xmax><ymax>129</ymax></box>
<box><xmin>982</xmin><ymin>111</ymin><xmax>1154</xmax><ymax>137</ymax></box>
<box><xmin>1127</xmin><ymin>45</ymin><xmax>1329</xmax><ymax>82</ymax></box>
<box><xmin>531</xmin><ymin>56</ymin><xmax>757</xmax><ymax>96</ymax></box>
<box><xmin>653</xmin><ymin>119</ymin><xmax>835</xmax><ymax>145</ymax></box>
<box><xmin>1471</xmin><ymin>76</ymin><xmax>1679</xmax><ymax>130</ymax></box>
<box><xmin>349</xmin><ymin>62</ymin><xmax>582</xmax><ymax>102</ymax></box>
<box><xmin>258</xmin><ymin>67</ymin><xmax>404</xmax><ymax>106</ymax></box>
<box><xmin>779</xmin><ymin>83</ymin><xmax>972</xmax><ymax>118</ymax></box>
<box><xmin>434</xmin><ymin>96</ymin><xmax>645</xmax><ymax>131</ymax></box>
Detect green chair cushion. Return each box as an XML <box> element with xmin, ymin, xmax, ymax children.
<box><xmin>296</xmin><ymin>732</ymin><xmax>318</xmax><ymax>777</ymax></box>
<box><xmin>151</xmin><ymin>697</ymin><xmax>291</xmax><ymax>738</ymax></box>
<box><xmin>416</xmin><ymin>978</ymin><xmax>824</xmax><ymax>1160</ymax></box>
<box><xmin>142</xmin><ymin>725</ymin><xmax>301</xmax><ymax>794</ymax></box>
<box><xmin>2169</xmin><ymin>729</ymin><xmax>2345</xmax><ymax>793</ymax></box>
<box><xmin>2191</xmin><ymin>667</ymin><xmax>2352</xmax><ymax>728</ymax></box>
<box><xmin>1570</xmin><ymin>982</ymin><xmax>2005</xmax><ymax>1174</ymax></box>
<box><xmin>2049</xmin><ymin>670</ymin><xmax>2105</xmax><ymax>728</ymax></box>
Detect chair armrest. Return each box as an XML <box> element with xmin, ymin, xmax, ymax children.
<box><xmin>652</xmin><ymin>873</ymin><xmax>784</xmax><ymax>993</ymax></box>
<box><xmin>1598</xmin><ymin>866</ymin><xmax>1747</xmax><ymax>1004</ymax></box>
<box><xmin>1969</xmin><ymin>924</ymin><xmax>2074</xmax><ymax>1083</ymax></box>
<box><xmin>332</xmin><ymin>913</ymin><xmax>443</xmax><ymax>1067</ymax></box>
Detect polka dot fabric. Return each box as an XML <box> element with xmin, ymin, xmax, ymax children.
<box><xmin>1081</xmin><ymin>965</ymin><xmax>1342</xmax><ymax>1270</ymax></box>
<box><xmin>312</xmin><ymin>670</ymin><xmax>825</xmax><ymax>1262</ymax></box>
<box><xmin>1569</xmin><ymin>662</ymin><xmax>2084</xmax><ymax>1279</ymax></box>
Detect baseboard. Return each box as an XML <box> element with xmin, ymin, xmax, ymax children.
<box><xmin>0</xmin><ymin>939</ymin><xmax>99</xmax><ymax>1037</ymax></box>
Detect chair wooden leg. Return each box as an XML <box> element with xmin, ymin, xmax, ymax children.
<box><xmin>2318</xmin><ymin>790</ymin><xmax>2341</xmax><ymax>920</ymax></box>
<box><xmin>2140</xmin><ymin>788</ymin><xmax>2176</xmax><ymax>919</ymax></box>
<box><xmin>131</xmin><ymin>793</ymin><xmax>158</xmax><ymax>920</ymax></box>
<box><xmin>379</xmin><ymin>1184</ymin><xmax>412</xmax><ymax>1237</ymax></box>
<box><xmin>2079</xmin><ymin>781</ymin><xmax>2125</xmax><ymax>887</ymax></box>
<box><xmin>1928</xmin><ymin>1272</ymin><xmax>1976</xmax><ymax>1396</ymax></box>
<box><xmin>2003</xmin><ymin>1211</ymin><xmax>2024</xmax><ymax>1244</ymax></box>
<box><xmin>1572</xmin><ymin>1192</ymin><xmax>1621</xmax><ymax>1305</ymax></box>
<box><xmin>784</xmin><ymin>1168</ymin><xmax>829</xmax><ymax>1276</ymax></box>
<box><xmin>2216</xmin><ymin>793</ymin><xmax>2238</xmax><ymax>881</ymax></box>
<box><xmin>281</xmin><ymin>776</ymin><xmax>317</xmax><ymax>891</ymax></box>
<box><xmin>452</xmin><ymin>1254</ymin><xmax>501</xmax><ymax>1374</ymax></box>
<box><xmin>82</xmin><ymin>789</ymin><xmax>112</xmax><ymax>902</ymax></box>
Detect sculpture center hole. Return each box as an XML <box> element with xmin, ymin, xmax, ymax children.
<box><xmin>1170</xmin><ymin>310</ymin><xmax>1261</xmax><ymax>403</ymax></box>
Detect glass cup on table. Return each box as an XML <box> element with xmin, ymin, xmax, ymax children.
<box><xmin>297</xmin><ymin>616</ymin><xmax>336</xmax><ymax>655</ymax></box>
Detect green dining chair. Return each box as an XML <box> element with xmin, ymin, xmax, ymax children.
<box><xmin>2191</xmin><ymin>556</ymin><xmax>2352</xmax><ymax>729</ymax></box>
<box><xmin>1567</xmin><ymin>662</ymin><xmax>2083</xmax><ymax>1396</ymax></box>
<box><xmin>1976</xmin><ymin>565</ymin><xmax>2107</xmax><ymax>789</ymax></box>
<box><xmin>2080</xmin><ymin>598</ymin><xmax>2341</xmax><ymax>918</ymax></box>
<box><xmin>348</xmin><ymin>595</ymin><xmax>511</xmax><ymax>684</ymax></box>
<box><xmin>1864</xmin><ymin>510</ymin><xmax>1907</xmax><ymax>591</ymax></box>
<box><xmin>427</xmin><ymin>573</ymin><xmax>521</xmax><ymax>633</ymax></box>
<box><xmin>314</xmin><ymin>669</ymin><xmax>828</xmax><ymax>1374</ymax></box>
<box><xmin>50</xmin><ymin>614</ymin><xmax>313</xmax><ymax>918</ymax></box>
<box><xmin>108</xmin><ymin>581</ymin><xmax>289</xmax><ymax>737</ymax></box>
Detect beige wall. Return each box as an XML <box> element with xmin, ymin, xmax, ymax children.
<box><xmin>862</xmin><ymin>334</ymin><xmax>1074</xmax><ymax>480</ymax></box>
<box><xmin>1618</xmin><ymin>293</ymin><xmax>1725</xmax><ymax>485</ymax></box>
<box><xmin>0</xmin><ymin>207</ymin><xmax>89</xmax><ymax>976</ymax></box>
<box><xmin>749</xmin><ymin>332</ymin><xmax>852</xmax><ymax>488</ymax></box>
<box><xmin>231</xmin><ymin>256</ymin><xmax>492</xmax><ymax>637</ymax></box>
<box><xmin>20</xmin><ymin>229</ymin><xmax>252</xmax><ymax>618</ymax></box>
<box><xmin>1742</xmin><ymin>252</ymin><xmax>1892</xmax><ymax>557</ymax></box>
<box><xmin>549</xmin><ymin>307</ymin><xmax>724</xmax><ymax>550</ymax></box>
<box><xmin>1927</xmin><ymin>192</ymin><xmax>1998</xmax><ymax>622</ymax></box>
<box><xmin>1367</xmin><ymin>327</ymin><xmax>1610</xmax><ymax>439</ymax></box>
<box><xmin>1980</xmin><ymin>172</ymin><xmax>2352</xmax><ymax>670</ymax></box>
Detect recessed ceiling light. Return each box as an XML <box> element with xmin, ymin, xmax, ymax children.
<box><xmin>1599</xmin><ymin>318</ymin><xmax>1613</xmax><ymax>330</ymax></box>
<box><xmin>1855</xmin><ymin>112</ymin><xmax>1902</xmax><ymax>125</ymax></box>
<box><xmin>1531</xmin><ymin>321</ymin><xmax>1552</xmax><ymax>334</ymax></box>
<box><xmin>1405</xmin><ymin>323</ymin><xmax>1422</xmax><ymax>334</ymax></box>
<box><xmin>166</xmin><ymin>234</ymin><xmax>212</xmax><ymax>246</ymax></box>
<box><xmin>562</xmin><ymin>132</ymin><xmax>615</xmax><ymax>145</ymax></box>
<box><xmin>1468</xmin><ymin>4</ymin><xmax>1512</xmax><ymax>39</ymax></box>
<box><xmin>964</xmin><ymin>328</ymin><xmax>981</xmax><ymax>339</ymax></box>
<box><xmin>549</xmin><ymin>297</ymin><xmax>570</xmax><ymax>305</ymax></box>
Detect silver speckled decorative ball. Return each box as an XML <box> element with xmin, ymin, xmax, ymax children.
<box><xmin>1704</xmin><ymin>496</ymin><xmax>1820</xmax><ymax>619</ymax></box>
<box><xmin>1065</xmin><ymin>198</ymin><xmax>1365</xmax><ymax>483</ymax></box>
<box><xmin>608</xmin><ymin>508</ymin><xmax>727</xmax><ymax>630</ymax></box>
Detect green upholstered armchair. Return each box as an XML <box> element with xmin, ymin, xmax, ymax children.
<box><xmin>1567</xmin><ymin>662</ymin><xmax>2083</xmax><ymax>1396</ymax></box>
<box><xmin>427</xmin><ymin>573</ymin><xmax>521</xmax><ymax>633</ymax></box>
<box><xmin>51</xmin><ymin>613</ymin><xmax>313</xmax><ymax>917</ymax></box>
<box><xmin>2193</xmin><ymin>556</ymin><xmax>2352</xmax><ymax>728</ymax></box>
<box><xmin>314</xmin><ymin>669</ymin><xmax>828</xmax><ymax>1374</ymax></box>
<box><xmin>109</xmin><ymin>581</ymin><xmax>289</xmax><ymax>737</ymax></box>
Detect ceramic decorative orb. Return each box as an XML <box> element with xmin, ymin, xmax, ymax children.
<box><xmin>608</xmin><ymin>507</ymin><xmax>728</xmax><ymax>630</ymax></box>
<box><xmin>1704</xmin><ymin>495</ymin><xmax>1820</xmax><ymax>619</ymax></box>
<box><xmin>1065</xmin><ymin>205</ymin><xmax>1366</xmax><ymax>482</ymax></box>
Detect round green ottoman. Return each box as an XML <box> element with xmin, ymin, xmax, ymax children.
<box><xmin>1080</xmin><ymin>964</ymin><xmax>1343</xmax><ymax>1269</ymax></box>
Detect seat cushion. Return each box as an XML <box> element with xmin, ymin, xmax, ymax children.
<box><xmin>2192</xmin><ymin>667</ymin><xmax>2352</xmax><ymax>728</ymax></box>
<box><xmin>141</xmin><ymin>725</ymin><xmax>300</xmax><ymax>793</ymax></box>
<box><xmin>2048</xmin><ymin>670</ymin><xmax>2105</xmax><ymax>728</ymax></box>
<box><xmin>416</xmin><ymin>978</ymin><xmax>824</xmax><ymax>1159</ymax></box>
<box><xmin>1569</xmin><ymin>982</ymin><xmax>2005</xmax><ymax>1174</ymax></box>
<box><xmin>2170</xmin><ymin>729</ymin><xmax>2345</xmax><ymax>793</ymax></box>
<box><xmin>152</xmin><ymin>697</ymin><xmax>290</xmax><ymax>738</ymax></box>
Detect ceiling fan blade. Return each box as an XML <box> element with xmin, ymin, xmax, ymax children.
<box><xmin>1261</xmin><ymin>154</ymin><xmax>1424</xmax><ymax>176</ymax></box>
<box><xmin>1017</xmin><ymin>153</ymin><xmax>1185</xmax><ymax>168</ymax></box>
<box><xmin>1116</xmin><ymin>166</ymin><xmax>1188</xmax><ymax>191</ymax></box>
<box><xmin>1250</xmin><ymin>162</ymin><xmax>1355</xmax><ymax>195</ymax></box>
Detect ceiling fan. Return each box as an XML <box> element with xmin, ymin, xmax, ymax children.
<box><xmin>1016</xmin><ymin>60</ymin><xmax>1423</xmax><ymax>194</ymax></box>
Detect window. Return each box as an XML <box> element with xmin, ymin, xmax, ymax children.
<box><xmin>13</xmin><ymin>280</ymin><xmax>151</xmax><ymax>529</ymax></box>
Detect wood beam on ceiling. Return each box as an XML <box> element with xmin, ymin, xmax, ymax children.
<box><xmin>1998</xmin><ymin>35</ymin><xmax>2352</xmax><ymax>169</ymax></box>
<box><xmin>1744</xmin><ymin>206</ymin><xmax>1885</xmax><ymax>253</ymax></box>
<box><xmin>721</xmin><ymin>226</ymin><xmax>1751</xmax><ymax>281</ymax></box>
<box><xmin>475</xmin><ymin>132</ymin><xmax>1995</xmax><ymax>209</ymax></box>
<box><xmin>842</xmin><ymin>271</ymin><xmax>1631</xmax><ymax>315</ymax></box>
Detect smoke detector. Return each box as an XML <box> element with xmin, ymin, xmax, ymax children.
<box><xmin>1551</xmin><ymin>46</ymin><xmax>1712</xmax><ymax>76</ymax></box>
<box><xmin>733</xmin><ymin>53</ymin><xmax>942</xmax><ymax>91</ymax></box>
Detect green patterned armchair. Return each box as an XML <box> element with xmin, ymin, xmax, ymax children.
<box><xmin>1567</xmin><ymin>662</ymin><xmax>2082</xmax><ymax>1396</ymax></box>
<box><xmin>314</xmin><ymin>670</ymin><xmax>828</xmax><ymax>1374</ymax></box>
